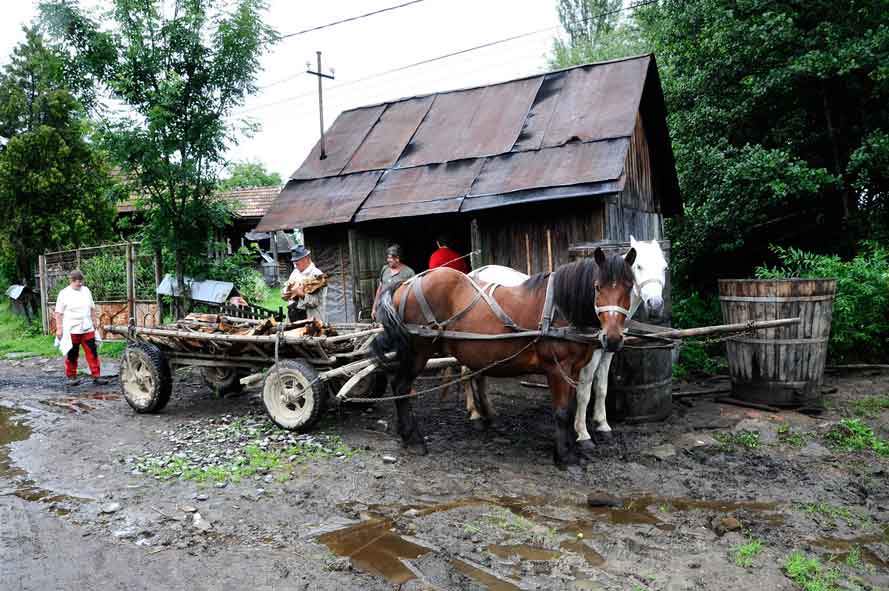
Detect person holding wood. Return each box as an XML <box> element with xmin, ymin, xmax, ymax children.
<box><xmin>372</xmin><ymin>244</ymin><xmax>415</xmax><ymax>321</ymax></box>
<box><xmin>429</xmin><ymin>234</ymin><xmax>469</xmax><ymax>273</ymax></box>
<box><xmin>281</xmin><ymin>245</ymin><xmax>327</xmax><ymax>324</ymax></box>
<box><xmin>54</xmin><ymin>270</ymin><xmax>107</xmax><ymax>386</ymax></box>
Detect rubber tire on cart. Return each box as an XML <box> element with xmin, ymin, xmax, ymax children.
<box><xmin>262</xmin><ymin>359</ymin><xmax>326</xmax><ymax>432</ymax></box>
<box><xmin>120</xmin><ymin>342</ymin><xmax>172</xmax><ymax>413</ymax></box>
<box><xmin>202</xmin><ymin>367</ymin><xmax>244</xmax><ymax>396</ymax></box>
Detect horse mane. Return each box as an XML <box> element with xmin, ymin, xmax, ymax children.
<box><xmin>520</xmin><ymin>272</ymin><xmax>550</xmax><ymax>293</ymax></box>
<box><xmin>552</xmin><ymin>257</ymin><xmax>633</xmax><ymax>327</ymax></box>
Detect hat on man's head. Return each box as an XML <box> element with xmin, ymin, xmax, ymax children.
<box><xmin>385</xmin><ymin>244</ymin><xmax>402</xmax><ymax>258</ymax></box>
<box><xmin>290</xmin><ymin>245</ymin><xmax>311</xmax><ymax>261</ymax></box>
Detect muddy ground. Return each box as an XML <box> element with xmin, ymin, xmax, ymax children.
<box><xmin>1</xmin><ymin>354</ymin><xmax>887</xmax><ymax>591</ymax></box>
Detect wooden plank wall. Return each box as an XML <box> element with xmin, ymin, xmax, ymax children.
<box><xmin>303</xmin><ymin>228</ymin><xmax>357</xmax><ymax>323</ymax></box>
<box><xmin>477</xmin><ymin>199</ymin><xmax>605</xmax><ymax>275</ymax></box>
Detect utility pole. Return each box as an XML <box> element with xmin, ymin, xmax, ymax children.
<box><xmin>306</xmin><ymin>51</ymin><xmax>335</xmax><ymax>160</ymax></box>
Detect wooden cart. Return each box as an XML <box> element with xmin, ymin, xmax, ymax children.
<box><xmin>105</xmin><ymin>316</ymin><xmax>384</xmax><ymax>433</ymax></box>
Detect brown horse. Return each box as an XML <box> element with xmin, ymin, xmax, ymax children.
<box><xmin>371</xmin><ymin>247</ymin><xmax>636</xmax><ymax>467</ymax></box>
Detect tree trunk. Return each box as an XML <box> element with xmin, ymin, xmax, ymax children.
<box><xmin>175</xmin><ymin>250</ymin><xmax>186</xmax><ymax>320</ymax></box>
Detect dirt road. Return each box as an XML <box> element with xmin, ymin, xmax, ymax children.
<box><xmin>1</xmin><ymin>355</ymin><xmax>887</xmax><ymax>590</ymax></box>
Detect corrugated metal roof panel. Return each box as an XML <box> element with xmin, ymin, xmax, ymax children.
<box><xmin>290</xmin><ymin>105</ymin><xmax>385</xmax><ymax>180</ymax></box>
<box><xmin>342</xmin><ymin>96</ymin><xmax>434</xmax><ymax>174</ymax></box>
<box><xmin>511</xmin><ymin>70</ymin><xmax>568</xmax><ymax>152</ymax></box>
<box><xmin>354</xmin><ymin>158</ymin><xmax>485</xmax><ymax>222</ymax></box>
<box><xmin>256</xmin><ymin>172</ymin><xmax>382</xmax><ymax>231</ymax></box>
<box><xmin>156</xmin><ymin>275</ymin><xmax>235</xmax><ymax>304</ymax></box>
<box><xmin>469</xmin><ymin>139</ymin><xmax>629</xmax><ymax>197</ymax></box>
<box><xmin>541</xmin><ymin>56</ymin><xmax>648</xmax><ymax>148</ymax></box>
<box><xmin>461</xmin><ymin>179</ymin><xmax>624</xmax><ymax>213</ymax></box>
<box><xmin>395</xmin><ymin>77</ymin><xmax>541</xmax><ymax>168</ymax></box>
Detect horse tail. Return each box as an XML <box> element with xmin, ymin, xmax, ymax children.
<box><xmin>371</xmin><ymin>281</ymin><xmax>414</xmax><ymax>374</ymax></box>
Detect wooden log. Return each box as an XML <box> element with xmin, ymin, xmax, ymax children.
<box><xmin>105</xmin><ymin>324</ymin><xmax>324</xmax><ymax>346</ymax></box>
<box><xmin>324</xmin><ymin>327</ymin><xmax>383</xmax><ymax>343</ymax></box>
<box><xmin>716</xmin><ymin>396</ymin><xmax>782</xmax><ymax>413</ymax></box>
<box><xmin>629</xmin><ymin>317</ymin><xmax>800</xmax><ymax>342</ymax></box>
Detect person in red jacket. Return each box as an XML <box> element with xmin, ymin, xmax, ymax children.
<box><xmin>428</xmin><ymin>234</ymin><xmax>470</xmax><ymax>273</ymax></box>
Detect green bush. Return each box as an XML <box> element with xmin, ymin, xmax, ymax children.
<box><xmin>756</xmin><ymin>242</ymin><xmax>889</xmax><ymax>363</ymax></box>
<box><xmin>49</xmin><ymin>251</ymin><xmax>155</xmax><ymax>302</ymax></box>
<box><xmin>204</xmin><ymin>245</ymin><xmax>267</xmax><ymax>304</ymax></box>
<box><xmin>672</xmin><ymin>290</ymin><xmax>726</xmax><ymax>376</ymax></box>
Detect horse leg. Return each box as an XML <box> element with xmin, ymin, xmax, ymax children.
<box><xmin>592</xmin><ymin>351</ymin><xmax>615</xmax><ymax>441</ymax></box>
<box><xmin>574</xmin><ymin>351</ymin><xmax>602</xmax><ymax>463</ymax></box>
<box><xmin>393</xmin><ymin>357</ymin><xmax>428</xmax><ymax>455</ymax></box>
<box><xmin>468</xmin><ymin>375</ymin><xmax>494</xmax><ymax>431</ymax></box>
<box><xmin>547</xmin><ymin>371</ymin><xmax>579</xmax><ymax>468</ymax></box>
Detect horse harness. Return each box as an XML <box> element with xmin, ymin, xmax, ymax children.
<box><xmin>395</xmin><ymin>270</ymin><xmax>630</xmax><ymax>345</ymax></box>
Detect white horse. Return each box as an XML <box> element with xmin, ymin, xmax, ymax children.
<box><xmin>465</xmin><ymin>237</ymin><xmax>667</xmax><ymax>451</ymax></box>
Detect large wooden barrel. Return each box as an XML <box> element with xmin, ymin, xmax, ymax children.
<box><xmin>571</xmin><ymin>240</ymin><xmax>673</xmax><ymax>423</ymax></box>
<box><xmin>718</xmin><ymin>279</ymin><xmax>836</xmax><ymax>407</ymax></box>
<box><xmin>606</xmin><ymin>343</ymin><xmax>674</xmax><ymax>423</ymax></box>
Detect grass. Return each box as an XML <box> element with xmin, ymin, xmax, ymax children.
<box><xmin>795</xmin><ymin>502</ymin><xmax>870</xmax><ymax>528</ymax></box>
<box><xmin>825</xmin><ymin>419</ymin><xmax>889</xmax><ymax>456</ymax></box>
<box><xmin>138</xmin><ymin>434</ymin><xmax>355</xmax><ymax>483</ymax></box>
<box><xmin>260</xmin><ymin>288</ymin><xmax>288</xmax><ymax>315</ymax></box>
<box><xmin>714</xmin><ymin>430</ymin><xmax>761</xmax><ymax>451</ymax></box>
<box><xmin>847</xmin><ymin>395</ymin><xmax>889</xmax><ymax>419</ymax></box>
<box><xmin>778</xmin><ymin>423</ymin><xmax>811</xmax><ymax>447</ymax></box>
<box><xmin>784</xmin><ymin>551</ymin><xmax>840</xmax><ymax>591</ymax></box>
<box><xmin>0</xmin><ymin>302</ymin><xmax>124</xmax><ymax>359</ymax></box>
<box><xmin>733</xmin><ymin>538</ymin><xmax>763</xmax><ymax>567</ymax></box>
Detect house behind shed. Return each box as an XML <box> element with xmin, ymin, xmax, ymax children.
<box><xmin>258</xmin><ymin>54</ymin><xmax>681</xmax><ymax>323</ymax></box>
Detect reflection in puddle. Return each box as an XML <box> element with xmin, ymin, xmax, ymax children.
<box><xmin>488</xmin><ymin>544</ymin><xmax>560</xmax><ymax>561</ymax></box>
<box><xmin>317</xmin><ymin>519</ymin><xmax>430</xmax><ymax>585</ymax></box>
<box><xmin>1</xmin><ymin>406</ymin><xmax>87</xmax><ymax>514</ymax></box>
<box><xmin>560</xmin><ymin>540</ymin><xmax>605</xmax><ymax>567</ymax></box>
<box><xmin>814</xmin><ymin>534</ymin><xmax>888</xmax><ymax>568</ymax></box>
<box><xmin>451</xmin><ymin>559</ymin><xmax>522</xmax><ymax>591</ymax></box>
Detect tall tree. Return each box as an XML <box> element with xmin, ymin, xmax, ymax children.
<box><xmin>550</xmin><ymin>0</ymin><xmax>649</xmax><ymax>68</ymax></box>
<box><xmin>636</xmin><ymin>0</ymin><xmax>889</xmax><ymax>290</ymax></box>
<box><xmin>0</xmin><ymin>27</ymin><xmax>116</xmax><ymax>285</ymax></box>
<box><xmin>218</xmin><ymin>160</ymin><xmax>282</xmax><ymax>191</ymax></box>
<box><xmin>40</xmin><ymin>0</ymin><xmax>276</xmax><ymax>310</ymax></box>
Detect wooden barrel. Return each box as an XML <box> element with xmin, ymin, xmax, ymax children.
<box><xmin>718</xmin><ymin>279</ymin><xmax>836</xmax><ymax>407</ymax></box>
<box><xmin>605</xmin><ymin>343</ymin><xmax>674</xmax><ymax>423</ymax></box>
<box><xmin>571</xmin><ymin>240</ymin><xmax>673</xmax><ymax>423</ymax></box>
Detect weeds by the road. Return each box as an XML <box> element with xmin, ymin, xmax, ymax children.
<box><xmin>714</xmin><ymin>430</ymin><xmax>761</xmax><ymax>451</ymax></box>
<box><xmin>132</xmin><ymin>415</ymin><xmax>356</xmax><ymax>484</ymax></box>
<box><xmin>778</xmin><ymin>423</ymin><xmax>810</xmax><ymax>447</ymax></box>
<box><xmin>784</xmin><ymin>551</ymin><xmax>840</xmax><ymax>591</ymax></box>
<box><xmin>825</xmin><ymin>419</ymin><xmax>889</xmax><ymax>456</ymax></box>
<box><xmin>847</xmin><ymin>395</ymin><xmax>889</xmax><ymax>419</ymax></box>
<box><xmin>732</xmin><ymin>538</ymin><xmax>763</xmax><ymax>567</ymax></box>
<box><xmin>795</xmin><ymin>502</ymin><xmax>870</xmax><ymax>529</ymax></box>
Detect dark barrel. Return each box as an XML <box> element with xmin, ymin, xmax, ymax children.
<box><xmin>718</xmin><ymin>279</ymin><xmax>837</xmax><ymax>407</ymax></box>
<box><xmin>570</xmin><ymin>240</ymin><xmax>673</xmax><ymax>423</ymax></box>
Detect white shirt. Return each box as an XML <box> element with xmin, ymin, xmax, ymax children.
<box><xmin>55</xmin><ymin>285</ymin><xmax>96</xmax><ymax>334</ymax></box>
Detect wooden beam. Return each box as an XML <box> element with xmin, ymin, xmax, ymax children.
<box><xmin>38</xmin><ymin>254</ymin><xmax>49</xmax><ymax>335</ymax></box>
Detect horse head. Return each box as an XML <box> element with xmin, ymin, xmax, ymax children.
<box><xmin>592</xmin><ymin>247</ymin><xmax>635</xmax><ymax>352</ymax></box>
<box><xmin>629</xmin><ymin>236</ymin><xmax>667</xmax><ymax>320</ymax></box>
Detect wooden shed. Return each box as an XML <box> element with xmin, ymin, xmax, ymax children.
<box><xmin>257</xmin><ymin>54</ymin><xmax>681</xmax><ymax>323</ymax></box>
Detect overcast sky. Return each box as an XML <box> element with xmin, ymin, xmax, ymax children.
<box><xmin>1</xmin><ymin>0</ymin><xmax>562</xmax><ymax>180</ymax></box>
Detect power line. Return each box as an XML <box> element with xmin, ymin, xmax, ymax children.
<box><xmin>279</xmin><ymin>0</ymin><xmax>427</xmax><ymax>39</ymax></box>
<box><xmin>241</xmin><ymin>0</ymin><xmax>659</xmax><ymax>114</ymax></box>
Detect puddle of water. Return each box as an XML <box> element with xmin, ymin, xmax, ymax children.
<box><xmin>813</xmin><ymin>535</ymin><xmax>888</xmax><ymax>568</ymax></box>
<box><xmin>451</xmin><ymin>559</ymin><xmax>522</xmax><ymax>591</ymax></box>
<box><xmin>560</xmin><ymin>540</ymin><xmax>605</xmax><ymax>567</ymax></box>
<box><xmin>317</xmin><ymin>518</ymin><xmax>431</xmax><ymax>585</ymax></box>
<box><xmin>487</xmin><ymin>544</ymin><xmax>560</xmax><ymax>561</ymax></box>
<box><xmin>1</xmin><ymin>406</ymin><xmax>87</xmax><ymax>514</ymax></box>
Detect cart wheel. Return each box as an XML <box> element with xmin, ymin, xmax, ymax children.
<box><xmin>120</xmin><ymin>342</ymin><xmax>172</xmax><ymax>413</ymax></box>
<box><xmin>262</xmin><ymin>360</ymin><xmax>325</xmax><ymax>431</ymax></box>
<box><xmin>202</xmin><ymin>367</ymin><xmax>244</xmax><ymax>396</ymax></box>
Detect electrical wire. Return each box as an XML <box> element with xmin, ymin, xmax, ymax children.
<box><xmin>279</xmin><ymin>0</ymin><xmax>427</xmax><ymax>39</ymax></box>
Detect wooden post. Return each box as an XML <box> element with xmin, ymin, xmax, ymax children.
<box><xmin>125</xmin><ymin>243</ymin><xmax>135</xmax><ymax>324</ymax></box>
<box><xmin>347</xmin><ymin>228</ymin><xmax>360</xmax><ymax>321</ymax></box>
<box><xmin>270</xmin><ymin>231</ymin><xmax>279</xmax><ymax>286</ymax></box>
<box><xmin>338</xmin><ymin>243</ymin><xmax>348</xmax><ymax>322</ymax></box>
<box><xmin>470</xmin><ymin>218</ymin><xmax>481</xmax><ymax>270</ymax></box>
<box><xmin>524</xmin><ymin>233</ymin><xmax>531</xmax><ymax>275</ymax></box>
<box><xmin>546</xmin><ymin>228</ymin><xmax>553</xmax><ymax>272</ymax></box>
<box><xmin>75</xmin><ymin>248</ymin><xmax>81</xmax><ymax>271</ymax></box>
<box><xmin>38</xmin><ymin>254</ymin><xmax>49</xmax><ymax>335</ymax></box>
<box><xmin>154</xmin><ymin>248</ymin><xmax>163</xmax><ymax>325</ymax></box>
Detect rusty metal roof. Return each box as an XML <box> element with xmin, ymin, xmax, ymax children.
<box><xmin>260</xmin><ymin>54</ymin><xmax>680</xmax><ymax>230</ymax></box>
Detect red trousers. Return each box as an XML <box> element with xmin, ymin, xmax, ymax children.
<box><xmin>65</xmin><ymin>331</ymin><xmax>101</xmax><ymax>378</ymax></box>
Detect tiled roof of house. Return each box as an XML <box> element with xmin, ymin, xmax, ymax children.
<box><xmin>117</xmin><ymin>185</ymin><xmax>281</xmax><ymax>218</ymax></box>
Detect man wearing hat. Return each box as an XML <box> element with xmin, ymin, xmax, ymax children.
<box><xmin>372</xmin><ymin>244</ymin><xmax>415</xmax><ymax>320</ymax></box>
<box><xmin>281</xmin><ymin>245</ymin><xmax>327</xmax><ymax>323</ymax></box>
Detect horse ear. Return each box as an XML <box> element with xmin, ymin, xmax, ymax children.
<box><xmin>594</xmin><ymin>247</ymin><xmax>606</xmax><ymax>266</ymax></box>
<box><xmin>625</xmin><ymin>247</ymin><xmax>637</xmax><ymax>266</ymax></box>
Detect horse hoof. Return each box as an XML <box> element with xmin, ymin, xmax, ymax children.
<box><xmin>470</xmin><ymin>418</ymin><xmax>492</xmax><ymax>433</ymax></box>
<box><xmin>577</xmin><ymin>439</ymin><xmax>596</xmax><ymax>463</ymax></box>
<box><xmin>403</xmin><ymin>441</ymin><xmax>428</xmax><ymax>456</ymax></box>
<box><xmin>554</xmin><ymin>452</ymin><xmax>581</xmax><ymax>470</ymax></box>
<box><xmin>592</xmin><ymin>430</ymin><xmax>614</xmax><ymax>444</ymax></box>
